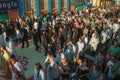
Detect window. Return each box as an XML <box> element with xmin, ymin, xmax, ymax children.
<box><xmin>26</xmin><ymin>0</ymin><xmax>31</xmax><ymax>11</ymax></box>
<box><xmin>40</xmin><ymin>0</ymin><xmax>44</xmax><ymax>9</ymax></box>
<box><xmin>52</xmin><ymin>0</ymin><xmax>55</xmax><ymax>8</ymax></box>
<box><xmin>61</xmin><ymin>0</ymin><xmax>64</xmax><ymax>7</ymax></box>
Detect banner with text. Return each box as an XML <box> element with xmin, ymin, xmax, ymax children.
<box><xmin>0</xmin><ymin>0</ymin><xmax>18</xmax><ymax>11</ymax></box>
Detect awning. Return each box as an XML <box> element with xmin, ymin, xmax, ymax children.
<box><xmin>0</xmin><ymin>13</ymin><xmax>9</xmax><ymax>22</ymax></box>
<box><xmin>76</xmin><ymin>6</ymin><xmax>84</xmax><ymax>11</ymax></box>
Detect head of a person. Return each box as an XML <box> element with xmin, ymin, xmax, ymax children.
<box><xmin>58</xmin><ymin>49</ymin><xmax>63</xmax><ymax>54</ymax></box>
<box><xmin>77</xmin><ymin>58</ymin><xmax>82</xmax><ymax>65</ymax></box>
<box><xmin>82</xmin><ymin>58</ymin><xmax>87</xmax><ymax>66</ymax></box>
<box><xmin>0</xmin><ymin>46</ymin><xmax>6</xmax><ymax>52</ymax></box>
<box><xmin>83</xmin><ymin>33</ymin><xmax>87</xmax><ymax>37</ymax></box>
<box><xmin>92</xmin><ymin>63</ymin><xmax>100</xmax><ymax>72</ymax></box>
<box><xmin>47</xmin><ymin>53</ymin><xmax>54</xmax><ymax>59</ymax></box>
<box><xmin>98</xmin><ymin>51</ymin><xmax>103</xmax><ymax>57</ymax></box>
<box><xmin>114</xmin><ymin>42</ymin><xmax>118</xmax><ymax>47</ymax></box>
<box><xmin>35</xmin><ymin>63</ymin><xmax>42</xmax><ymax>70</ymax></box>
<box><xmin>73</xmin><ymin>56</ymin><xmax>77</xmax><ymax>63</ymax></box>
<box><xmin>61</xmin><ymin>58</ymin><xmax>68</xmax><ymax>65</ymax></box>
<box><xmin>10</xmin><ymin>55</ymin><xmax>16</xmax><ymax>62</ymax></box>
<box><xmin>79</xmin><ymin>38</ymin><xmax>83</xmax><ymax>43</ymax></box>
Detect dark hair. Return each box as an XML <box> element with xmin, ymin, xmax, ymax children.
<box><xmin>93</xmin><ymin>63</ymin><xmax>101</xmax><ymax>71</ymax></box>
<box><xmin>35</xmin><ymin>63</ymin><xmax>43</xmax><ymax>77</ymax></box>
<box><xmin>5</xmin><ymin>36</ymin><xmax>9</xmax><ymax>42</ymax></box>
<box><xmin>1</xmin><ymin>46</ymin><xmax>7</xmax><ymax>50</ymax></box>
<box><xmin>35</xmin><ymin>63</ymin><xmax>42</xmax><ymax>70</ymax></box>
<box><xmin>10</xmin><ymin>54</ymin><xmax>16</xmax><ymax>59</ymax></box>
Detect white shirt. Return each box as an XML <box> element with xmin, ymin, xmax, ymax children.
<box><xmin>16</xmin><ymin>29</ymin><xmax>22</xmax><ymax>39</ymax></box>
<box><xmin>2</xmin><ymin>32</ymin><xmax>6</xmax><ymax>41</ymax></box>
<box><xmin>89</xmin><ymin>37</ymin><xmax>99</xmax><ymax>51</ymax></box>
<box><xmin>77</xmin><ymin>42</ymin><xmax>84</xmax><ymax>53</ymax></box>
<box><xmin>33</xmin><ymin>22</ymin><xmax>39</xmax><ymax>30</ymax></box>
<box><xmin>106</xmin><ymin>29</ymin><xmax>112</xmax><ymax>40</ymax></box>
<box><xmin>13</xmin><ymin>61</ymin><xmax>23</xmax><ymax>72</ymax></box>
<box><xmin>5</xmin><ymin>39</ymin><xmax>16</xmax><ymax>55</ymax></box>
<box><xmin>72</xmin><ymin>45</ymin><xmax>76</xmax><ymax>53</ymax></box>
<box><xmin>113</xmin><ymin>23</ymin><xmax>120</xmax><ymax>33</ymax></box>
<box><xmin>39</xmin><ymin>69</ymin><xmax>45</xmax><ymax>80</ymax></box>
<box><xmin>100</xmin><ymin>30</ymin><xmax>107</xmax><ymax>44</ymax></box>
<box><xmin>12</xmin><ymin>61</ymin><xmax>25</xmax><ymax>80</ymax></box>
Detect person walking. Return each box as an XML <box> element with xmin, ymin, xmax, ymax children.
<box><xmin>34</xmin><ymin>63</ymin><xmax>45</xmax><ymax>80</ymax></box>
<box><xmin>5</xmin><ymin>36</ymin><xmax>17</xmax><ymax>57</ymax></box>
<box><xmin>21</xmin><ymin>26</ymin><xmax>29</xmax><ymax>48</ymax></box>
<box><xmin>33</xmin><ymin>29</ymin><xmax>39</xmax><ymax>51</ymax></box>
<box><xmin>0</xmin><ymin>46</ymin><xmax>12</xmax><ymax>79</ymax></box>
<box><xmin>10</xmin><ymin>55</ymin><xmax>26</xmax><ymax>80</ymax></box>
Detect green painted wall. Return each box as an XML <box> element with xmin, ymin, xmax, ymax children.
<box><xmin>0</xmin><ymin>13</ymin><xmax>9</xmax><ymax>22</ymax></box>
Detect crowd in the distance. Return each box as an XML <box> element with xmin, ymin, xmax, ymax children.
<box><xmin>0</xmin><ymin>5</ymin><xmax>120</xmax><ymax>80</ymax></box>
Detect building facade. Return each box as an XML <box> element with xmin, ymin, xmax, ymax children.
<box><xmin>115</xmin><ymin>0</ymin><xmax>120</xmax><ymax>5</ymax></box>
<box><xmin>90</xmin><ymin>0</ymin><xmax>111</xmax><ymax>7</ymax></box>
<box><xmin>20</xmin><ymin>0</ymin><xmax>70</xmax><ymax>17</ymax></box>
<box><xmin>0</xmin><ymin>0</ymin><xmax>19</xmax><ymax>21</ymax></box>
<box><xmin>0</xmin><ymin>0</ymin><xmax>71</xmax><ymax>20</ymax></box>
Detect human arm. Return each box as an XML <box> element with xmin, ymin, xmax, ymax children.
<box><xmin>39</xmin><ymin>69</ymin><xmax>45</xmax><ymax>80</ymax></box>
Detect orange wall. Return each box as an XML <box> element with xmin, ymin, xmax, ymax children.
<box><xmin>70</xmin><ymin>6</ymin><xmax>76</xmax><ymax>11</ymax></box>
<box><xmin>8</xmin><ymin>9</ymin><xmax>19</xmax><ymax>20</ymax></box>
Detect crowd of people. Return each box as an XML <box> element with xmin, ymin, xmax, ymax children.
<box><xmin>0</xmin><ymin>5</ymin><xmax>120</xmax><ymax>80</ymax></box>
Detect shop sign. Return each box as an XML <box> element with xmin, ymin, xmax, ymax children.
<box><xmin>0</xmin><ymin>0</ymin><xmax>18</xmax><ymax>11</ymax></box>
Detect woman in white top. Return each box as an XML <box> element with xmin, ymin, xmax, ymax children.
<box><xmin>76</xmin><ymin>38</ymin><xmax>84</xmax><ymax>57</ymax></box>
<box><xmin>34</xmin><ymin>63</ymin><xmax>45</xmax><ymax>80</ymax></box>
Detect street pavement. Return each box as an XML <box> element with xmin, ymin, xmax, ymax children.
<box><xmin>0</xmin><ymin>39</ymin><xmax>112</xmax><ymax>80</ymax></box>
<box><xmin>0</xmin><ymin>41</ymin><xmax>46</xmax><ymax>80</ymax></box>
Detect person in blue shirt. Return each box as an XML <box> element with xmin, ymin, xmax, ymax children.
<box><xmin>88</xmin><ymin>64</ymin><xmax>102</xmax><ymax>80</ymax></box>
<box><xmin>34</xmin><ymin>63</ymin><xmax>45</xmax><ymax>80</ymax></box>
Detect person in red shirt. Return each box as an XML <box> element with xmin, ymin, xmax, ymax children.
<box><xmin>10</xmin><ymin>55</ymin><xmax>26</xmax><ymax>80</ymax></box>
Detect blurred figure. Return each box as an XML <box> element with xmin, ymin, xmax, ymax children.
<box><xmin>5</xmin><ymin>36</ymin><xmax>17</xmax><ymax>57</ymax></box>
<box><xmin>33</xmin><ymin>29</ymin><xmax>39</xmax><ymax>51</ymax></box>
<box><xmin>58</xmin><ymin>58</ymin><xmax>70</xmax><ymax>80</ymax></box>
<box><xmin>10</xmin><ymin>55</ymin><xmax>26</xmax><ymax>80</ymax></box>
<box><xmin>0</xmin><ymin>46</ymin><xmax>12</xmax><ymax>79</ymax></box>
<box><xmin>88</xmin><ymin>64</ymin><xmax>102</xmax><ymax>80</ymax></box>
<box><xmin>34</xmin><ymin>63</ymin><xmax>45</xmax><ymax>80</ymax></box>
<box><xmin>21</xmin><ymin>26</ymin><xmax>29</xmax><ymax>48</ymax></box>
